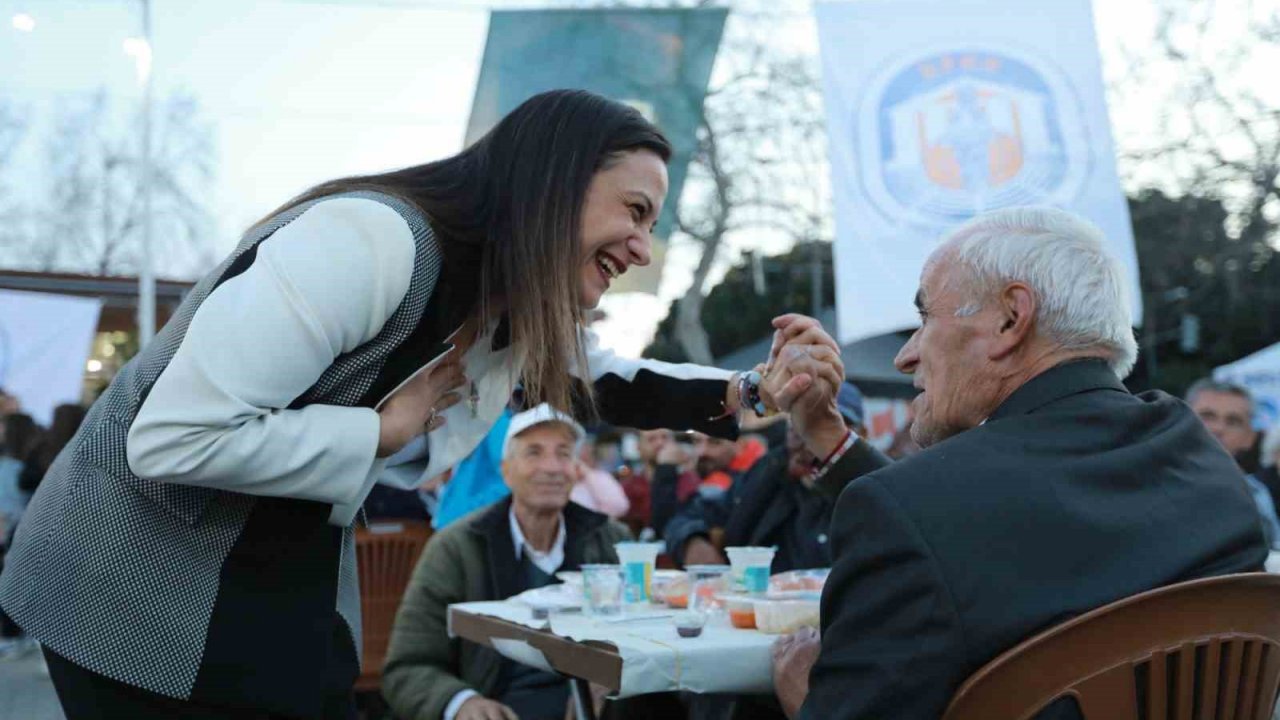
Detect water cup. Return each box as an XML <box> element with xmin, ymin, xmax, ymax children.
<box><xmin>686</xmin><ymin>564</ymin><xmax>733</xmax><ymax>614</ymax></box>
<box><xmin>614</xmin><ymin>541</ymin><xmax>663</xmax><ymax>604</ymax></box>
<box><xmin>581</xmin><ymin>564</ymin><xmax>624</xmax><ymax>616</ymax></box>
<box><xmin>726</xmin><ymin>546</ymin><xmax>777</xmax><ymax>595</ymax></box>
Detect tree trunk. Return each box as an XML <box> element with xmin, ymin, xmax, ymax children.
<box><xmin>675</xmin><ymin>288</ymin><xmax>714</xmax><ymax>365</ymax></box>
<box><xmin>673</xmin><ymin>118</ymin><xmax>731</xmax><ymax>366</ymax></box>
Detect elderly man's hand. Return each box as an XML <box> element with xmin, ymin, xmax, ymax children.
<box><xmin>767</xmin><ymin>314</ymin><xmax>844</xmax><ymax>378</ymax></box>
<box><xmin>761</xmin><ymin>341</ymin><xmax>847</xmax><ymax>460</ymax></box>
<box><xmin>772</xmin><ymin>626</ymin><xmax>821</xmax><ymax>719</ymax></box>
<box><xmin>456</xmin><ymin>696</ymin><xmax>517</xmax><ymax>720</ymax></box>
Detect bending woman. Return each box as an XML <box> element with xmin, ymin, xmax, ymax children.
<box><xmin>0</xmin><ymin>90</ymin><xmax>752</xmax><ymax>720</ymax></box>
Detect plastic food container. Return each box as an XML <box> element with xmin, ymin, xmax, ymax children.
<box><xmin>662</xmin><ymin>574</ymin><xmax>690</xmax><ymax>608</ymax></box>
<box><xmin>650</xmin><ymin>570</ymin><xmax>686</xmax><ymax>606</ymax></box>
<box><xmin>751</xmin><ymin>597</ymin><xmax>820</xmax><ymax>634</ymax></box>
<box><xmin>720</xmin><ymin>594</ymin><xmax>758</xmax><ymax>629</ymax></box>
<box><xmin>672</xmin><ymin>610</ymin><xmax>707</xmax><ymax>638</ymax></box>
<box><xmin>614</xmin><ymin>542</ymin><xmax>664</xmax><ymax>603</ymax></box>
<box><xmin>769</xmin><ymin>568</ymin><xmax>830</xmax><ymax>593</ymax></box>
<box><xmin>725</xmin><ymin>546</ymin><xmax>777</xmax><ymax>594</ymax></box>
<box><xmin>685</xmin><ymin>564</ymin><xmax>732</xmax><ymax>613</ymax></box>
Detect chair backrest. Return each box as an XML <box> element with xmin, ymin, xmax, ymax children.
<box><xmin>943</xmin><ymin>573</ymin><xmax>1280</xmax><ymax>720</ymax></box>
<box><xmin>354</xmin><ymin>520</ymin><xmax>432</xmax><ymax>690</ymax></box>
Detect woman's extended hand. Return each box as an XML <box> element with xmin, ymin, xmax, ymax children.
<box><xmin>375</xmin><ymin>355</ymin><xmax>466</xmax><ymax>458</ymax></box>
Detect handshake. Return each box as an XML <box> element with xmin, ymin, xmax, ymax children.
<box><xmin>745</xmin><ymin>314</ymin><xmax>850</xmax><ymax>462</ymax></box>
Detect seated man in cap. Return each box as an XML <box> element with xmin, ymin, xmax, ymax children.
<box><xmin>663</xmin><ymin>381</ymin><xmax>868</xmax><ymax>574</ymax></box>
<box><xmin>382</xmin><ymin>403</ymin><xmax>630</xmax><ymax>720</ymax></box>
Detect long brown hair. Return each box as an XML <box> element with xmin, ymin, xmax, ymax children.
<box><xmin>256</xmin><ymin>90</ymin><xmax>671</xmax><ymax>414</ymax></box>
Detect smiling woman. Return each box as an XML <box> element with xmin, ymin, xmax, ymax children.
<box><xmin>0</xmin><ymin>89</ymin><xmax>753</xmax><ymax>720</ymax></box>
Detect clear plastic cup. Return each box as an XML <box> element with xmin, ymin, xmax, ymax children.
<box><xmin>581</xmin><ymin>564</ymin><xmax>624</xmax><ymax>616</ymax></box>
<box><xmin>614</xmin><ymin>542</ymin><xmax>663</xmax><ymax>603</ymax></box>
<box><xmin>725</xmin><ymin>546</ymin><xmax>777</xmax><ymax>594</ymax></box>
<box><xmin>685</xmin><ymin>564</ymin><xmax>732</xmax><ymax>614</ymax></box>
<box><xmin>720</xmin><ymin>594</ymin><xmax>758</xmax><ymax>629</ymax></box>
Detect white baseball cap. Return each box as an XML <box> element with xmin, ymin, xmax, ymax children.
<box><xmin>502</xmin><ymin>403</ymin><xmax>585</xmax><ymax>457</ymax></box>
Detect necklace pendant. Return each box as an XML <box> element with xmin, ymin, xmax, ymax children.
<box><xmin>468</xmin><ymin>381</ymin><xmax>480</xmax><ymax>418</ymax></box>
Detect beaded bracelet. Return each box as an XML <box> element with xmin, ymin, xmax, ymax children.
<box><xmin>807</xmin><ymin>429</ymin><xmax>857</xmax><ymax>485</ymax></box>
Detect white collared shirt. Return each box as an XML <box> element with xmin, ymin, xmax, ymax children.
<box><xmin>508</xmin><ymin>506</ymin><xmax>566</xmax><ymax>576</ymax></box>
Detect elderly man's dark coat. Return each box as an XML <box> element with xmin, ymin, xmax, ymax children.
<box><xmin>802</xmin><ymin>359</ymin><xmax>1267</xmax><ymax>720</ymax></box>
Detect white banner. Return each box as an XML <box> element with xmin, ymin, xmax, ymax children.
<box><xmin>816</xmin><ymin>0</ymin><xmax>1141</xmax><ymax>344</ymax></box>
<box><xmin>0</xmin><ymin>290</ymin><xmax>102</xmax><ymax>426</ymax></box>
<box><xmin>1216</xmin><ymin>343</ymin><xmax>1280</xmax><ymax>431</ymax></box>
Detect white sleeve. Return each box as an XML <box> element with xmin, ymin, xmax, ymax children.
<box><xmin>443</xmin><ymin>689</ymin><xmax>480</xmax><ymax>720</ymax></box>
<box><xmin>580</xmin><ymin>328</ymin><xmax>737</xmax><ymax>435</ymax></box>
<box><xmin>579</xmin><ymin>327</ymin><xmax>732</xmax><ymax>384</ymax></box>
<box><xmin>127</xmin><ymin>197</ymin><xmax>417</xmax><ymax>517</ymax></box>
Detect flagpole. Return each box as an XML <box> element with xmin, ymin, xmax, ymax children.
<box><xmin>136</xmin><ymin>0</ymin><xmax>155</xmax><ymax>348</ymax></box>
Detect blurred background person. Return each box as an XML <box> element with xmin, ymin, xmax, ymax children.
<box><xmin>1186</xmin><ymin>380</ymin><xmax>1280</xmax><ymax>545</ymax></box>
<box><xmin>692</xmin><ymin>432</ymin><xmax>742</xmax><ymax>492</ymax></box>
<box><xmin>665</xmin><ymin>382</ymin><xmax>866</xmax><ymax>572</ymax></box>
<box><xmin>1257</xmin><ymin>423</ymin><xmax>1280</xmax><ymax>515</ymax></box>
<box><xmin>0</xmin><ymin>390</ymin><xmax>20</xmax><ymax>421</ymax></box>
<box><xmin>569</xmin><ymin>434</ymin><xmax>630</xmax><ymax>519</ymax></box>
<box><xmin>381</xmin><ymin>404</ymin><xmax>631</xmax><ymax>720</ymax></box>
<box><xmin>1187</xmin><ymin>379</ymin><xmax>1260</xmax><ymax>473</ymax></box>
<box><xmin>17</xmin><ymin>405</ymin><xmax>87</xmax><ymax>497</ymax></box>
<box><xmin>620</xmin><ymin>429</ymin><xmax>701</xmax><ymax>538</ymax></box>
<box><xmin>0</xmin><ymin>413</ymin><xmax>41</xmax><ymax>657</ymax></box>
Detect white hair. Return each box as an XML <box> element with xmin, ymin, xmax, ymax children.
<box><xmin>1262</xmin><ymin>423</ymin><xmax>1280</xmax><ymax>469</ymax></box>
<box><xmin>939</xmin><ymin>206</ymin><xmax>1139</xmax><ymax>378</ymax></box>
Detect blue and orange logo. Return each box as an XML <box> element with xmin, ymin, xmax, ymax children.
<box><xmin>858</xmin><ymin>48</ymin><xmax>1088</xmax><ymax>227</ymax></box>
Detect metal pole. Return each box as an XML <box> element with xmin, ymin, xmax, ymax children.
<box><xmin>810</xmin><ymin>239</ymin><xmax>823</xmax><ymax>318</ymax></box>
<box><xmin>136</xmin><ymin>0</ymin><xmax>156</xmax><ymax>348</ymax></box>
<box><xmin>569</xmin><ymin>678</ymin><xmax>598</xmax><ymax>720</ymax></box>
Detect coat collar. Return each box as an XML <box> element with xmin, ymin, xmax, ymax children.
<box><xmin>987</xmin><ymin>358</ymin><xmax>1127</xmax><ymax>423</ymax></box>
<box><xmin>468</xmin><ymin>495</ymin><xmax>611</xmax><ymax>600</ymax></box>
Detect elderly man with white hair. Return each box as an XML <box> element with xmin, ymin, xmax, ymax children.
<box><xmin>760</xmin><ymin>207</ymin><xmax>1266</xmax><ymax>720</ymax></box>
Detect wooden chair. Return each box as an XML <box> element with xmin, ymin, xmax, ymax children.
<box><xmin>942</xmin><ymin>573</ymin><xmax>1280</xmax><ymax>720</ymax></box>
<box><xmin>353</xmin><ymin>520</ymin><xmax>432</xmax><ymax>693</ymax></box>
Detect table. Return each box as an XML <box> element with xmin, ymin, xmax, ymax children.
<box><xmin>448</xmin><ymin>601</ymin><xmax>779</xmax><ymax>720</ymax></box>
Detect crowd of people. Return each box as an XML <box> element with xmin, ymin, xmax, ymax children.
<box><xmin>0</xmin><ymin>396</ymin><xmax>87</xmax><ymax>659</ymax></box>
<box><xmin>0</xmin><ymin>89</ymin><xmax>1278</xmax><ymax>720</ymax></box>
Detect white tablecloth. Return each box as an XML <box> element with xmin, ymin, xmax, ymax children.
<box><xmin>448</xmin><ymin>601</ymin><xmax>777</xmax><ymax>698</ymax></box>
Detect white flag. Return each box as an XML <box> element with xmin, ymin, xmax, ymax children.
<box><xmin>816</xmin><ymin>0</ymin><xmax>1140</xmax><ymax>344</ymax></box>
<box><xmin>0</xmin><ymin>290</ymin><xmax>102</xmax><ymax>426</ymax></box>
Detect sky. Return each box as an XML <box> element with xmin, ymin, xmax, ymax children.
<box><xmin>1</xmin><ymin>0</ymin><xmax>1172</xmax><ymax>357</ymax></box>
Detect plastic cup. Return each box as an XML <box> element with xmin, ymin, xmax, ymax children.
<box><xmin>685</xmin><ymin>564</ymin><xmax>733</xmax><ymax>614</ymax></box>
<box><xmin>720</xmin><ymin>594</ymin><xmax>758</xmax><ymax>629</ymax></box>
<box><xmin>581</xmin><ymin>564</ymin><xmax>624</xmax><ymax>616</ymax></box>
<box><xmin>726</xmin><ymin>546</ymin><xmax>777</xmax><ymax>594</ymax></box>
<box><xmin>614</xmin><ymin>542</ymin><xmax>663</xmax><ymax>604</ymax></box>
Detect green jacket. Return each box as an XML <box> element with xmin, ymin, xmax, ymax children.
<box><xmin>382</xmin><ymin>498</ymin><xmax>631</xmax><ymax>720</ymax></box>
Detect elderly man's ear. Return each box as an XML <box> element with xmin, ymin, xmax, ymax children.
<box><xmin>989</xmin><ymin>282</ymin><xmax>1037</xmax><ymax>361</ymax></box>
